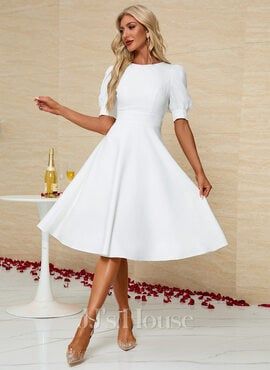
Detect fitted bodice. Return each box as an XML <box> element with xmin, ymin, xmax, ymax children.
<box><xmin>98</xmin><ymin>61</ymin><xmax>192</xmax><ymax>129</ymax></box>
<box><xmin>116</xmin><ymin>63</ymin><xmax>170</xmax><ymax>120</ymax></box>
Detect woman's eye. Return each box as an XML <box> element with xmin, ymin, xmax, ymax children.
<box><xmin>119</xmin><ymin>26</ymin><xmax>135</xmax><ymax>33</ymax></box>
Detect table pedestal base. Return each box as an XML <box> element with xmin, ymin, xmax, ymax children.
<box><xmin>0</xmin><ymin>195</ymin><xmax>84</xmax><ymax>319</ymax></box>
<box><xmin>6</xmin><ymin>300</ymin><xmax>82</xmax><ymax>318</ymax></box>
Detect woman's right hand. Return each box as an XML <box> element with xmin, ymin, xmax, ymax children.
<box><xmin>34</xmin><ymin>96</ymin><xmax>62</xmax><ymax>115</ymax></box>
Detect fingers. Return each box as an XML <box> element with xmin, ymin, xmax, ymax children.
<box><xmin>34</xmin><ymin>96</ymin><xmax>50</xmax><ymax>105</ymax></box>
<box><xmin>205</xmin><ymin>186</ymin><xmax>212</xmax><ymax>197</ymax></box>
<box><xmin>199</xmin><ymin>185</ymin><xmax>212</xmax><ymax>198</ymax></box>
<box><xmin>34</xmin><ymin>99</ymin><xmax>43</xmax><ymax>110</ymax></box>
<box><xmin>199</xmin><ymin>187</ymin><xmax>204</xmax><ymax>198</ymax></box>
<box><xmin>34</xmin><ymin>96</ymin><xmax>48</xmax><ymax>111</ymax></box>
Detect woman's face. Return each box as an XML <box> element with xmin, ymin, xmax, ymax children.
<box><xmin>119</xmin><ymin>14</ymin><xmax>147</xmax><ymax>52</ymax></box>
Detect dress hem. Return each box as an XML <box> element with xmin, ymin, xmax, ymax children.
<box><xmin>38</xmin><ymin>225</ymin><xmax>228</xmax><ymax>262</ymax></box>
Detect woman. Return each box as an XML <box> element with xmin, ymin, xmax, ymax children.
<box><xmin>34</xmin><ymin>4</ymin><xmax>228</xmax><ymax>366</ymax></box>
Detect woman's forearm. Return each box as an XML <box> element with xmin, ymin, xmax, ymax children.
<box><xmin>59</xmin><ymin>105</ymin><xmax>106</xmax><ymax>135</ymax></box>
<box><xmin>174</xmin><ymin>120</ymin><xmax>205</xmax><ymax>175</ymax></box>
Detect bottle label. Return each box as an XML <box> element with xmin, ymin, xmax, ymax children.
<box><xmin>52</xmin><ymin>183</ymin><xmax>58</xmax><ymax>192</ymax></box>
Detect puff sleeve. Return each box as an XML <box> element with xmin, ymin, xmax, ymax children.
<box><xmin>98</xmin><ymin>65</ymin><xmax>117</xmax><ymax>118</ymax></box>
<box><xmin>168</xmin><ymin>64</ymin><xmax>192</xmax><ymax>122</ymax></box>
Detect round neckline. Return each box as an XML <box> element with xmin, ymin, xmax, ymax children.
<box><xmin>131</xmin><ymin>61</ymin><xmax>165</xmax><ymax>66</ymax></box>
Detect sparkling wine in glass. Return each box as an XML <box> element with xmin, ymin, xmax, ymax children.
<box><xmin>66</xmin><ymin>169</ymin><xmax>75</xmax><ymax>181</ymax></box>
<box><xmin>66</xmin><ymin>161</ymin><xmax>76</xmax><ymax>183</ymax></box>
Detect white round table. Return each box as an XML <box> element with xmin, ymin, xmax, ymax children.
<box><xmin>0</xmin><ymin>195</ymin><xmax>82</xmax><ymax>318</ymax></box>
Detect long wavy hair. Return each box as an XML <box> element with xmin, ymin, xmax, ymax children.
<box><xmin>106</xmin><ymin>4</ymin><xmax>171</xmax><ymax>113</ymax></box>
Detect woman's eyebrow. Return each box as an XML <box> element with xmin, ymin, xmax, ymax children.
<box><xmin>119</xmin><ymin>22</ymin><xmax>136</xmax><ymax>29</ymax></box>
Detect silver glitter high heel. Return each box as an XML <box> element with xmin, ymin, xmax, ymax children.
<box><xmin>117</xmin><ymin>308</ymin><xmax>137</xmax><ymax>351</ymax></box>
<box><xmin>66</xmin><ymin>312</ymin><xmax>96</xmax><ymax>366</ymax></box>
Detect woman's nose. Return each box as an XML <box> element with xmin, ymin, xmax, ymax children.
<box><xmin>122</xmin><ymin>29</ymin><xmax>131</xmax><ymax>39</ymax></box>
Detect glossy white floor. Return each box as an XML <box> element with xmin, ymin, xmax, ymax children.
<box><xmin>1</xmin><ymin>267</ymin><xmax>270</xmax><ymax>370</ymax></box>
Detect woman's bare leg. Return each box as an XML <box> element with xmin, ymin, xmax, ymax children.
<box><xmin>112</xmin><ymin>258</ymin><xmax>129</xmax><ymax>309</ymax></box>
<box><xmin>112</xmin><ymin>258</ymin><xmax>136</xmax><ymax>344</ymax></box>
<box><xmin>67</xmin><ymin>256</ymin><xmax>122</xmax><ymax>356</ymax></box>
<box><xmin>85</xmin><ymin>256</ymin><xmax>122</xmax><ymax>316</ymax></box>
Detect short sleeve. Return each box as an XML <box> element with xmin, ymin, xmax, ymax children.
<box><xmin>98</xmin><ymin>65</ymin><xmax>117</xmax><ymax>119</ymax></box>
<box><xmin>168</xmin><ymin>64</ymin><xmax>192</xmax><ymax>122</ymax></box>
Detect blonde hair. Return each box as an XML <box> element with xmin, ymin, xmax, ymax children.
<box><xmin>106</xmin><ymin>4</ymin><xmax>171</xmax><ymax>113</ymax></box>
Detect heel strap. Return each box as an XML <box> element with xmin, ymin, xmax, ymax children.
<box><xmin>85</xmin><ymin>312</ymin><xmax>96</xmax><ymax>322</ymax></box>
<box><xmin>78</xmin><ymin>312</ymin><xmax>96</xmax><ymax>330</ymax></box>
<box><xmin>119</xmin><ymin>308</ymin><xmax>131</xmax><ymax>313</ymax></box>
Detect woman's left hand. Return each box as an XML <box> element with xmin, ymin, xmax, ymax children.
<box><xmin>195</xmin><ymin>171</ymin><xmax>212</xmax><ymax>198</ymax></box>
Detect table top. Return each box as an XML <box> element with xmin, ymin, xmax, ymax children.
<box><xmin>0</xmin><ymin>195</ymin><xmax>60</xmax><ymax>203</ymax></box>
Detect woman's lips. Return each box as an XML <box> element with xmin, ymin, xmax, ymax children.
<box><xmin>126</xmin><ymin>40</ymin><xmax>134</xmax><ymax>46</ymax></box>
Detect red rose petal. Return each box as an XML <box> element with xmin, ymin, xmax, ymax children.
<box><xmin>0</xmin><ymin>256</ymin><xmax>266</xmax><ymax>309</ymax></box>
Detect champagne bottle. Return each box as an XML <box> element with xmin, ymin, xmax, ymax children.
<box><xmin>44</xmin><ymin>148</ymin><xmax>58</xmax><ymax>198</ymax></box>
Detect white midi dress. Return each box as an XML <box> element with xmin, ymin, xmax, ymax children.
<box><xmin>37</xmin><ymin>62</ymin><xmax>228</xmax><ymax>261</ymax></box>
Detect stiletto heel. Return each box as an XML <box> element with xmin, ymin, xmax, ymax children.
<box><xmin>117</xmin><ymin>308</ymin><xmax>137</xmax><ymax>351</ymax></box>
<box><xmin>66</xmin><ymin>312</ymin><xmax>96</xmax><ymax>366</ymax></box>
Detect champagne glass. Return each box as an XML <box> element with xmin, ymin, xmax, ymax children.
<box><xmin>66</xmin><ymin>161</ymin><xmax>76</xmax><ymax>183</ymax></box>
